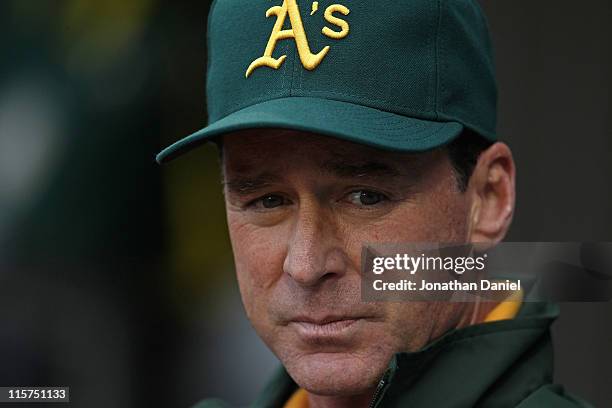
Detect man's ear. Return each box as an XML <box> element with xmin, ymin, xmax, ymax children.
<box><xmin>467</xmin><ymin>142</ymin><xmax>516</xmax><ymax>244</ymax></box>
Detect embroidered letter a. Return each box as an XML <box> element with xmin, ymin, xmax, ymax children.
<box><xmin>246</xmin><ymin>0</ymin><xmax>330</xmax><ymax>78</ymax></box>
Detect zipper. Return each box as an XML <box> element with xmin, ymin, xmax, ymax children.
<box><xmin>367</xmin><ymin>370</ymin><xmax>390</xmax><ymax>408</ymax></box>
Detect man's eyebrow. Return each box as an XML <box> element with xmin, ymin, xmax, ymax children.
<box><xmin>321</xmin><ymin>159</ymin><xmax>402</xmax><ymax>179</ymax></box>
<box><xmin>223</xmin><ymin>173</ymin><xmax>281</xmax><ymax>195</ymax></box>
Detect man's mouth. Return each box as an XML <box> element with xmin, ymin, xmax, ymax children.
<box><xmin>289</xmin><ymin>316</ymin><xmax>362</xmax><ymax>339</ymax></box>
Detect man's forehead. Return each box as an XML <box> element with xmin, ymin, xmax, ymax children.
<box><xmin>221</xmin><ymin>129</ymin><xmax>439</xmax><ymax>172</ymax></box>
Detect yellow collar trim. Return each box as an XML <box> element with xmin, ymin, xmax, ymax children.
<box><xmin>483</xmin><ymin>290</ymin><xmax>524</xmax><ymax>323</ymax></box>
<box><xmin>283</xmin><ymin>387</ymin><xmax>309</xmax><ymax>408</ymax></box>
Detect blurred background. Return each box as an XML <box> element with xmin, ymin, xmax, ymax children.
<box><xmin>0</xmin><ymin>0</ymin><xmax>610</xmax><ymax>407</ymax></box>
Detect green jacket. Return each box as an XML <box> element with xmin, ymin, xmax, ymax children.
<box><xmin>195</xmin><ymin>303</ymin><xmax>592</xmax><ymax>408</ymax></box>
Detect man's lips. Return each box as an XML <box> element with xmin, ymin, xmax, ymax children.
<box><xmin>290</xmin><ymin>315</ymin><xmax>360</xmax><ymax>325</ymax></box>
<box><xmin>288</xmin><ymin>316</ymin><xmax>363</xmax><ymax>338</ymax></box>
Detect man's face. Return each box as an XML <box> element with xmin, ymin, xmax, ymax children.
<box><xmin>222</xmin><ymin>130</ymin><xmax>474</xmax><ymax>395</ymax></box>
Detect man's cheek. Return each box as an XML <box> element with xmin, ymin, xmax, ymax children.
<box><xmin>229</xmin><ymin>222</ymin><xmax>287</xmax><ymax>297</ymax></box>
<box><xmin>232</xmin><ymin>248</ymin><xmax>281</xmax><ymax>333</ymax></box>
<box><xmin>346</xmin><ymin>212</ymin><xmax>440</xmax><ymax>245</ymax></box>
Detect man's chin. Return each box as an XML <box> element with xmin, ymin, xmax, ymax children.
<box><xmin>283</xmin><ymin>351</ymin><xmax>387</xmax><ymax>396</ymax></box>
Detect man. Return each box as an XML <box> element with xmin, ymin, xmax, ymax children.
<box><xmin>157</xmin><ymin>0</ymin><xmax>591</xmax><ymax>407</ymax></box>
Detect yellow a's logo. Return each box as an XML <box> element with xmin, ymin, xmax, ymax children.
<box><xmin>246</xmin><ymin>0</ymin><xmax>350</xmax><ymax>78</ymax></box>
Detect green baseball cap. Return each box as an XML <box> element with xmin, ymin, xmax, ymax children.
<box><xmin>156</xmin><ymin>0</ymin><xmax>497</xmax><ymax>164</ymax></box>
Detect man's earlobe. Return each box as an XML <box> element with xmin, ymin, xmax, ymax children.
<box><xmin>468</xmin><ymin>142</ymin><xmax>516</xmax><ymax>244</ymax></box>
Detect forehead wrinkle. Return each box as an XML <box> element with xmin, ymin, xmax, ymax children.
<box><xmin>321</xmin><ymin>159</ymin><xmax>401</xmax><ymax>179</ymax></box>
<box><xmin>320</xmin><ymin>147</ymin><xmax>435</xmax><ymax>181</ymax></box>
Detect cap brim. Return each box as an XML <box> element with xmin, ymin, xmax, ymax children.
<box><xmin>156</xmin><ymin>97</ymin><xmax>464</xmax><ymax>164</ymax></box>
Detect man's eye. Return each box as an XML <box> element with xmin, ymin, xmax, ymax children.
<box><xmin>347</xmin><ymin>190</ymin><xmax>388</xmax><ymax>206</ymax></box>
<box><xmin>252</xmin><ymin>194</ymin><xmax>286</xmax><ymax>209</ymax></box>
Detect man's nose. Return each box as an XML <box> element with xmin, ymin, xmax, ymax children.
<box><xmin>283</xmin><ymin>205</ymin><xmax>348</xmax><ymax>287</ymax></box>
